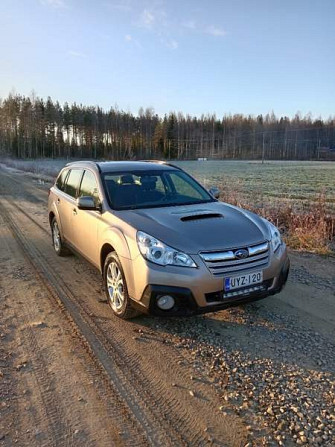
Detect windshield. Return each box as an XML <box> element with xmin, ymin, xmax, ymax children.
<box><xmin>102</xmin><ymin>169</ymin><xmax>214</xmax><ymax>210</ymax></box>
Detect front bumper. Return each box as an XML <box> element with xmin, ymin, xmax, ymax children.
<box><xmin>127</xmin><ymin>243</ymin><xmax>290</xmax><ymax>317</ymax></box>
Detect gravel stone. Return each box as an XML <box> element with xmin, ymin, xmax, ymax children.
<box><xmin>152</xmin><ymin>298</ymin><xmax>335</xmax><ymax>446</ymax></box>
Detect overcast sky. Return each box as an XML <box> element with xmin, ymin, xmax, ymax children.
<box><xmin>0</xmin><ymin>0</ymin><xmax>334</xmax><ymax>118</ymax></box>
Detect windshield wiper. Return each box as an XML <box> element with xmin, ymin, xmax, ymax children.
<box><xmin>116</xmin><ymin>199</ymin><xmax>214</xmax><ymax>211</ymax></box>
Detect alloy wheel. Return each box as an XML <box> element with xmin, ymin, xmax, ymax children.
<box><xmin>53</xmin><ymin>221</ymin><xmax>61</xmax><ymax>252</ymax></box>
<box><xmin>106</xmin><ymin>261</ymin><xmax>125</xmax><ymax>312</ymax></box>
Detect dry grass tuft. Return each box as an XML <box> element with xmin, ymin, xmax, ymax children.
<box><xmin>274</xmin><ymin>194</ymin><xmax>334</xmax><ymax>254</ymax></box>
<box><xmin>222</xmin><ymin>188</ymin><xmax>335</xmax><ymax>255</ymax></box>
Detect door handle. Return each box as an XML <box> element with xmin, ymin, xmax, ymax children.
<box><xmin>73</xmin><ymin>208</ymin><xmax>77</xmax><ymax>215</ymax></box>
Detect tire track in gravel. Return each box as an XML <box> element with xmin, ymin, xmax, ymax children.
<box><xmin>0</xmin><ymin>198</ymin><xmax>208</xmax><ymax>446</ymax></box>
<box><xmin>0</xmin><ymin>209</ymin><xmax>148</xmax><ymax>447</ymax></box>
<box><xmin>0</xmin><ymin>169</ymin><xmax>249</xmax><ymax>446</ymax></box>
<box><xmin>0</xmin><ymin>216</ymin><xmax>26</xmax><ymax>447</ymax></box>
<box><xmin>13</xmin><ymin>319</ymin><xmax>72</xmax><ymax>447</ymax></box>
<box><xmin>1</xmin><ymin>199</ymin><xmax>175</xmax><ymax>446</ymax></box>
<box><xmin>1</xmin><ymin>214</ymin><xmax>101</xmax><ymax>447</ymax></box>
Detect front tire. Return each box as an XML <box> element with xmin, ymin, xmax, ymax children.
<box><xmin>103</xmin><ymin>252</ymin><xmax>139</xmax><ymax>319</ymax></box>
<box><xmin>51</xmin><ymin>217</ymin><xmax>68</xmax><ymax>256</ymax></box>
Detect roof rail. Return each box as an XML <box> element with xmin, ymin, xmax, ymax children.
<box><xmin>140</xmin><ymin>160</ymin><xmax>181</xmax><ymax>170</ymax></box>
<box><xmin>65</xmin><ymin>160</ymin><xmax>101</xmax><ymax>172</ymax></box>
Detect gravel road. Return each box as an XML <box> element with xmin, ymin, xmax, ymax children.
<box><xmin>0</xmin><ymin>166</ymin><xmax>334</xmax><ymax>447</ymax></box>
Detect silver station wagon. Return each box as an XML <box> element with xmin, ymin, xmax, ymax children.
<box><xmin>48</xmin><ymin>161</ymin><xmax>290</xmax><ymax>319</ymax></box>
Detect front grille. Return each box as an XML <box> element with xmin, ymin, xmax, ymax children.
<box><xmin>200</xmin><ymin>241</ymin><xmax>269</xmax><ymax>276</ymax></box>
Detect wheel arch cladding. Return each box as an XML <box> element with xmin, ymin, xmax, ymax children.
<box><xmin>100</xmin><ymin>243</ymin><xmax>115</xmax><ymax>272</ymax></box>
<box><xmin>49</xmin><ymin>211</ymin><xmax>55</xmax><ymax>226</ymax></box>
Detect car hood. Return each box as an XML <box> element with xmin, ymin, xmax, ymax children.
<box><xmin>118</xmin><ymin>202</ymin><xmax>271</xmax><ymax>254</ymax></box>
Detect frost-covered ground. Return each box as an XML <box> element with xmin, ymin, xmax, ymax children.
<box><xmin>0</xmin><ymin>157</ymin><xmax>68</xmax><ymax>180</ymax></box>
<box><xmin>175</xmin><ymin>160</ymin><xmax>335</xmax><ymax>214</ymax></box>
<box><xmin>3</xmin><ymin>157</ymin><xmax>333</xmax><ymax>253</ymax></box>
<box><xmin>1</xmin><ymin>157</ymin><xmax>334</xmax><ymax>213</ymax></box>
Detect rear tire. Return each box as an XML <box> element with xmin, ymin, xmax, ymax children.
<box><xmin>51</xmin><ymin>217</ymin><xmax>69</xmax><ymax>257</ymax></box>
<box><xmin>103</xmin><ymin>252</ymin><xmax>139</xmax><ymax>319</ymax></box>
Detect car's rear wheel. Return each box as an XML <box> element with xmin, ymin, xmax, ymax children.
<box><xmin>103</xmin><ymin>252</ymin><xmax>139</xmax><ymax>319</ymax></box>
<box><xmin>51</xmin><ymin>217</ymin><xmax>68</xmax><ymax>256</ymax></box>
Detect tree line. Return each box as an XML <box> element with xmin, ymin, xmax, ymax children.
<box><xmin>0</xmin><ymin>93</ymin><xmax>334</xmax><ymax>160</ymax></box>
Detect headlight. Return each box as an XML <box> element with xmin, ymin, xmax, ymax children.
<box><xmin>136</xmin><ymin>231</ymin><xmax>197</xmax><ymax>267</ymax></box>
<box><xmin>269</xmin><ymin>222</ymin><xmax>282</xmax><ymax>252</ymax></box>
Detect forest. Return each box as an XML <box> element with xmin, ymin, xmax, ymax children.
<box><xmin>0</xmin><ymin>93</ymin><xmax>334</xmax><ymax>161</ymax></box>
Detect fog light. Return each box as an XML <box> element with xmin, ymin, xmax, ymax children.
<box><xmin>157</xmin><ymin>295</ymin><xmax>175</xmax><ymax>310</ymax></box>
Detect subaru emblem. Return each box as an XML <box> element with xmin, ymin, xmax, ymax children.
<box><xmin>235</xmin><ymin>249</ymin><xmax>249</xmax><ymax>259</ymax></box>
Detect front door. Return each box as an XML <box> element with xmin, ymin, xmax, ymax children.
<box><xmin>72</xmin><ymin>169</ymin><xmax>102</xmax><ymax>267</ymax></box>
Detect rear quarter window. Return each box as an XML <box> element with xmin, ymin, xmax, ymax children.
<box><xmin>56</xmin><ymin>169</ymin><xmax>69</xmax><ymax>191</ymax></box>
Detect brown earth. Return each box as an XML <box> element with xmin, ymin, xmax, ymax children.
<box><xmin>0</xmin><ymin>166</ymin><xmax>334</xmax><ymax>447</ymax></box>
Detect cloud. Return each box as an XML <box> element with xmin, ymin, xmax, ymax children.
<box><xmin>39</xmin><ymin>0</ymin><xmax>66</xmax><ymax>8</ymax></box>
<box><xmin>68</xmin><ymin>50</ymin><xmax>87</xmax><ymax>58</ymax></box>
<box><xmin>137</xmin><ymin>2</ymin><xmax>168</xmax><ymax>30</ymax></box>
<box><xmin>139</xmin><ymin>9</ymin><xmax>156</xmax><ymax>28</ymax></box>
<box><xmin>182</xmin><ymin>20</ymin><xmax>196</xmax><ymax>30</ymax></box>
<box><xmin>124</xmin><ymin>34</ymin><xmax>142</xmax><ymax>49</ymax></box>
<box><xmin>205</xmin><ymin>25</ymin><xmax>226</xmax><ymax>37</ymax></box>
<box><xmin>165</xmin><ymin>39</ymin><xmax>178</xmax><ymax>50</ymax></box>
<box><xmin>135</xmin><ymin>4</ymin><xmax>178</xmax><ymax>50</ymax></box>
<box><xmin>107</xmin><ymin>0</ymin><xmax>133</xmax><ymax>13</ymax></box>
<box><xmin>181</xmin><ymin>19</ymin><xmax>227</xmax><ymax>38</ymax></box>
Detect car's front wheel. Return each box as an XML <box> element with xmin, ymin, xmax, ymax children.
<box><xmin>103</xmin><ymin>252</ymin><xmax>139</xmax><ymax>319</ymax></box>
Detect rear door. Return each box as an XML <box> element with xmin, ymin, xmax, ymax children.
<box><xmin>59</xmin><ymin>168</ymin><xmax>83</xmax><ymax>244</ymax></box>
<box><xmin>72</xmin><ymin>169</ymin><xmax>102</xmax><ymax>266</ymax></box>
<box><xmin>52</xmin><ymin>167</ymin><xmax>69</xmax><ymax>225</ymax></box>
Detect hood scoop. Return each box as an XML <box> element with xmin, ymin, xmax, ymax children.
<box><xmin>180</xmin><ymin>213</ymin><xmax>223</xmax><ymax>222</ymax></box>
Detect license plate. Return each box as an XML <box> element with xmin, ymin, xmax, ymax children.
<box><xmin>224</xmin><ymin>271</ymin><xmax>263</xmax><ymax>291</ymax></box>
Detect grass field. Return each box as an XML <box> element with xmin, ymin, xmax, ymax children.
<box><xmin>2</xmin><ymin>158</ymin><xmax>334</xmax><ymax>212</ymax></box>
<box><xmin>174</xmin><ymin>160</ymin><xmax>335</xmax><ymax>253</ymax></box>
<box><xmin>1</xmin><ymin>157</ymin><xmax>334</xmax><ymax>252</ymax></box>
<box><xmin>175</xmin><ymin>160</ymin><xmax>335</xmax><ymax>214</ymax></box>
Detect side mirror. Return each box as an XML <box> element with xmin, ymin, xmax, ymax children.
<box><xmin>77</xmin><ymin>196</ymin><xmax>100</xmax><ymax>211</ymax></box>
<box><xmin>208</xmin><ymin>187</ymin><xmax>220</xmax><ymax>199</ymax></box>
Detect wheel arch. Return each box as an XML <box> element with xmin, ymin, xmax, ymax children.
<box><xmin>100</xmin><ymin>243</ymin><xmax>115</xmax><ymax>274</ymax></box>
<box><xmin>49</xmin><ymin>211</ymin><xmax>55</xmax><ymax>227</ymax></box>
<box><xmin>48</xmin><ymin>202</ymin><xmax>62</xmax><ymax>233</ymax></box>
<box><xmin>99</xmin><ymin>226</ymin><xmax>132</xmax><ymax>272</ymax></box>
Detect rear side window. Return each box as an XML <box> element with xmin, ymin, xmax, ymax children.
<box><xmin>64</xmin><ymin>169</ymin><xmax>83</xmax><ymax>198</ymax></box>
<box><xmin>79</xmin><ymin>170</ymin><xmax>100</xmax><ymax>206</ymax></box>
<box><xmin>56</xmin><ymin>169</ymin><xmax>69</xmax><ymax>191</ymax></box>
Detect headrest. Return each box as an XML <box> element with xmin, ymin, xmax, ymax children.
<box><xmin>140</xmin><ymin>176</ymin><xmax>157</xmax><ymax>190</ymax></box>
<box><xmin>120</xmin><ymin>175</ymin><xmax>134</xmax><ymax>185</ymax></box>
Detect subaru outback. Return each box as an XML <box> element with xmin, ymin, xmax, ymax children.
<box><xmin>48</xmin><ymin>161</ymin><xmax>290</xmax><ymax>319</ymax></box>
